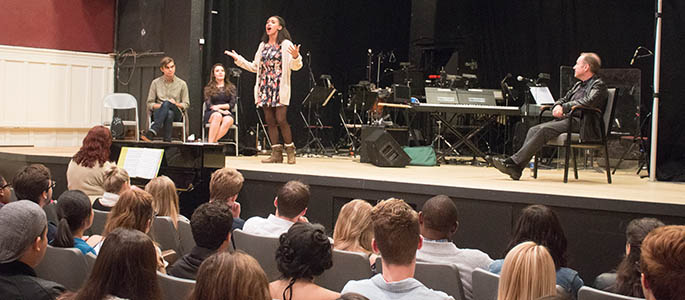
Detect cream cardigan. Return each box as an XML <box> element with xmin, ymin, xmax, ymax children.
<box><xmin>234</xmin><ymin>39</ymin><xmax>303</xmax><ymax>106</ymax></box>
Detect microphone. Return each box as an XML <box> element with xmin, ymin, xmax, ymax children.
<box><xmin>517</xmin><ymin>75</ymin><xmax>535</xmax><ymax>83</ymax></box>
<box><xmin>306</xmin><ymin>51</ymin><xmax>311</xmax><ymax>57</ymax></box>
<box><xmin>630</xmin><ymin>47</ymin><xmax>640</xmax><ymax>65</ymax></box>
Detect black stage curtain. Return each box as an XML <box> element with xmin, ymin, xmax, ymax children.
<box><xmin>211</xmin><ymin>0</ymin><xmax>684</xmax><ymax>180</ymax></box>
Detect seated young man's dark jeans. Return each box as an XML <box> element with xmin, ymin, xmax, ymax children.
<box><xmin>150</xmin><ymin>100</ymin><xmax>183</xmax><ymax>141</ymax></box>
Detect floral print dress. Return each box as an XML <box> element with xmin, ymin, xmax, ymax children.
<box><xmin>258</xmin><ymin>43</ymin><xmax>283</xmax><ymax>107</ymax></box>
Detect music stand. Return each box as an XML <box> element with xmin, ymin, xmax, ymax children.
<box><xmin>299</xmin><ymin>87</ymin><xmax>336</xmax><ymax>156</ymax></box>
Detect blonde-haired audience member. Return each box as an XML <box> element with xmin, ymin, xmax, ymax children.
<box><xmin>498</xmin><ymin>241</ymin><xmax>557</xmax><ymax>300</ymax></box>
<box><xmin>145</xmin><ymin>175</ymin><xmax>187</xmax><ymax>228</ymax></box>
<box><xmin>208</xmin><ymin>167</ymin><xmax>245</xmax><ymax>229</ymax></box>
<box><xmin>188</xmin><ymin>251</ymin><xmax>271</xmax><ymax>300</ymax></box>
<box><xmin>333</xmin><ymin>199</ymin><xmax>377</xmax><ymax>265</ymax></box>
<box><xmin>92</xmin><ymin>165</ymin><xmax>130</xmax><ymax>211</ymax></box>
<box><xmin>341</xmin><ymin>198</ymin><xmax>453</xmax><ymax>300</ymax></box>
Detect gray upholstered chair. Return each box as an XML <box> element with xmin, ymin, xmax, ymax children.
<box><xmin>578</xmin><ymin>286</ymin><xmax>644</xmax><ymax>300</ymax></box>
<box><xmin>231</xmin><ymin>229</ymin><xmax>281</xmax><ymax>281</ymax></box>
<box><xmin>157</xmin><ymin>271</ymin><xmax>196</xmax><ymax>300</ymax></box>
<box><xmin>34</xmin><ymin>245</ymin><xmax>91</xmax><ymax>291</ymax></box>
<box><xmin>317</xmin><ymin>249</ymin><xmax>374</xmax><ymax>292</ymax></box>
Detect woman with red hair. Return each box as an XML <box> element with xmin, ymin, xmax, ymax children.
<box><xmin>67</xmin><ymin>125</ymin><xmax>115</xmax><ymax>201</ymax></box>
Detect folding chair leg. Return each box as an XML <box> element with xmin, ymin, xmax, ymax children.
<box><xmin>533</xmin><ymin>153</ymin><xmax>539</xmax><ymax>179</ymax></box>
<box><xmin>572</xmin><ymin>148</ymin><xmax>578</xmax><ymax>180</ymax></box>
<box><xmin>563</xmin><ymin>146</ymin><xmax>570</xmax><ymax>183</ymax></box>
<box><xmin>604</xmin><ymin>143</ymin><xmax>612</xmax><ymax>184</ymax></box>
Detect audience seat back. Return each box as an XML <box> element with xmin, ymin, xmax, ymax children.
<box><xmin>177</xmin><ymin>218</ymin><xmax>195</xmax><ymax>256</ymax></box>
<box><xmin>374</xmin><ymin>257</ymin><xmax>466</xmax><ymax>300</ymax></box>
<box><xmin>317</xmin><ymin>249</ymin><xmax>374</xmax><ymax>292</ymax></box>
<box><xmin>34</xmin><ymin>245</ymin><xmax>91</xmax><ymax>291</ymax></box>
<box><xmin>90</xmin><ymin>209</ymin><xmax>109</xmax><ymax>235</ymax></box>
<box><xmin>157</xmin><ymin>271</ymin><xmax>196</xmax><ymax>300</ymax></box>
<box><xmin>149</xmin><ymin>216</ymin><xmax>180</xmax><ymax>254</ymax></box>
<box><xmin>472</xmin><ymin>268</ymin><xmax>499</xmax><ymax>300</ymax></box>
<box><xmin>578</xmin><ymin>286</ymin><xmax>644</xmax><ymax>300</ymax></box>
<box><xmin>232</xmin><ymin>229</ymin><xmax>281</xmax><ymax>281</ymax></box>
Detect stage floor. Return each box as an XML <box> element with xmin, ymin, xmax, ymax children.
<box><xmin>1</xmin><ymin>146</ymin><xmax>683</xmax><ymax>206</ymax></box>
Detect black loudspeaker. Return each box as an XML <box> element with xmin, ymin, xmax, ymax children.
<box><xmin>361</xmin><ymin>129</ymin><xmax>411</xmax><ymax>167</ymax></box>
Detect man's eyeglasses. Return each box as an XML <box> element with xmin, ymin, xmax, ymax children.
<box><xmin>46</xmin><ymin>180</ymin><xmax>56</xmax><ymax>191</ymax></box>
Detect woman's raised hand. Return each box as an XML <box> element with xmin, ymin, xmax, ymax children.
<box><xmin>287</xmin><ymin>44</ymin><xmax>301</xmax><ymax>59</ymax></box>
<box><xmin>224</xmin><ymin>50</ymin><xmax>239</xmax><ymax>62</ymax></box>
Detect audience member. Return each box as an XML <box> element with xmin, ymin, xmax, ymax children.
<box><xmin>59</xmin><ymin>228</ymin><xmax>162</xmax><ymax>300</ymax></box>
<box><xmin>489</xmin><ymin>204</ymin><xmax>583</xmax><ymax>297</ymax></box>
<box><xmin>66</xmin><ymin>125</ymin><xmax>115</xmax><ymax>201</ymax></box>
<box><xmin>145</xmin><ymin>175</ymin><xmax>187</xmax><ymax>228</ymax></box>
<box><xmin>52</xmin><ymin>190</ymin><xmax>102</xmax><ymax>255</ymax></box>
<box><xmin>12</xmin><ymin>164</ymin><xmax>57</xmax><ymax>242</ymax></box>
<box><xmin>188</xmin><ymin>251</ymin><xmax>271</xmax><ymax>300</ymax></box>
<box><xmin>498</xmin><ymin>241</ymin><xmax>557</xmax><ymax>300</ymax></box>
<box><xmin>416</xmin><ymin>195</ymin><xmax>493</xmax><ymax>300</ymax></box>
<box><xmin>143</xmin><ymin>56</ymin><xmax>189</xmax><ymax>142</ymax></box>
<box><xmin>594</xmin><ymin>218</ymin><xmax>664</xmax><ymax>297</ymax></box>
<box><xmin>341</xmin><ymin>198</ymin><xmax>453</xmax><ymax>300</ymax></box>
<box><xmin>337</xmin><ymin>293</ymin><xmax>370</xmax><ymax>300</ymax></box>
<box><xmin>270</xmin><ymin>223</ymin><xmax>339</xmax><ymax>300</ymax></box>
<box><xmin>92</xmin><ymin>165</ymin><xmax>130</xmax><ymax>212</ymax></box>
<box><xmin>333</xmin><ymin>199</ymin><xmax>377</xmax><ymax>266</ymax></box>
<box><xmin>0</xmin><ymin>200</ymin><xmax>65</xmax><ymax>299</ymax></box>
<box><xmin>208</xmin><ymin>167</ymin><xmax>245</xmax><ymax>230</ymax></box>
<box><xmin>639</xmin><ymin>225</ymin><xmax>685</xmax><ymax>300</ymax></box>
<box><xmin>243</xmin><ymin>180</ymin><xmax>310</xmax><ymax>237</ymax></box>
<box><xmin>167</xmin><ymin>202</ymin><xmax>233</xmax><ymax>280</ymax></box>
<box><xmin>97</xmin><ymin>189</ymin><xmax>166</xmax><ymax>271</ymax></box>
<box><xmin>0</xmin><ymin>175</ymin><xmax>11</xmax><ymax>208</ymax></box>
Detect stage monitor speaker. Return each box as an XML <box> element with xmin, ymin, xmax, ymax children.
<box><xmin>361</xmin><ymin>129</ymin><xmax>411</xmax><ymax>167</ymax></box>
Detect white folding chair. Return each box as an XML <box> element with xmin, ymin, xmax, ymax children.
<box><xmin>103</xmin><ymin>93</ymin><xmax>140</xmax><ymax>141</ymax></box>
<box><xmin>202</xmin><ymin>102</ymin><xmax>239</xmax><ymax>155</ymax></box>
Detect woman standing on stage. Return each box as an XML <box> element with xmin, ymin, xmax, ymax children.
<box><xmin>225</xmin><ymin>15</ymin><xmax>302</xmax><ymax>164</ymax></box>
<box><xmin>204</xmin><ymin>63</ymin><xmax>237</xmax><ymax>143</ymax></box>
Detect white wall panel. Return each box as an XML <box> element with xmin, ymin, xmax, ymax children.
<box><xmin>0</xmin><ymin>45</ymin><xmax>114</xmax><ymax>146</ymax></box>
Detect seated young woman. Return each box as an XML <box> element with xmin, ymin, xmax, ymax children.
<box><xmin>92</xmin><ymin>165</ymin><xmax>130</xmax><ymax>212</ymax></box>
<box><xmin>498</xmin><ymin>241</ymin><xmax>557</xmax><ymax>300</ymax></box>
<box><xmin>271</xmin><ymin>222</ymin><xmax>340</xmax><ymax>300</ymax></box>
<box><xmin>58</xmin><ymin>228</ymin><xmax>162</xmax><ymax>300</ymax></box>
<box><xmin>332</xmin><ymin>199</ymin><xmax>377</xmax><ymax>266</ymax></box>
<box><xmin>188</xmin><ymin>251</ymin><xmax>271</xmax><ymax>300</ymax></box>
<box><xmin>203</xmin><ymin>63</ymin><xmax>236</xmax><ymax>143</ymax></box>
<box><xmin>66</xmin><ymin>125</ymin><xmax>115</xmax><ymax>202</ymax></box>
<box><xmin>145</xmin><ymin>175</ymin><xmax>188</xmax><ymax>229</ymax></box>
<box><xmin>52</xmin><ymin>190</ymin><xmax>102</xmax><ymax>254</ymax></box>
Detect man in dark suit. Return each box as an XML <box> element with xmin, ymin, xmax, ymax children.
<box><xmin>491</xmin><ymin>52</ymin><xmax>608</xmax><ymax>180</ymax></box>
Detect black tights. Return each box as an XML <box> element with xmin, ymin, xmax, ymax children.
<box><xmin>263</xmin><ymin>106</ymin><xmax>292</xmax><ymax>145</ymax></box>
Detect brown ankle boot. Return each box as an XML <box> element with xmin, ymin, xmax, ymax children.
<box><xmin>261</xmin><ymin>144</ymin><xmax>283</xmax><ymax>163</ymax></box>
<box><xmin>285</xmin><ymin>143</ymin><xmax>296</xmax><ymax>164</ymax></box>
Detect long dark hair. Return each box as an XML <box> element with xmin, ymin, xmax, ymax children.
<box><xmin>613</xmin><ymin>218</ymin><xmax>664</xmax><ymax>297</ymax></box>
<box><xmin>260</xmin><ymin>15</ymin><xmax>292</xmax><ymax>44</ymax></box>
<box><xmin>504</xmin><ymin>205</ymin><xmax>568</xmax><ymax>269</ymax></box>
<box><xmin>72</xmin><ymin>125</ymin><xmax>112</xmax><ymax>168</ymax></box>
<box><xmin>53</xmin><ymin>190</ymin><xmax>92</xmax><ymax>248</ymax></box>
<box><xmin>203</xmin><ymin>63</ymin><xmax>236</xmax><ymax>102</ymax></box>
<box><xmin>72</xmin><ymin>228</ymin><xmax>161</xmax><ymax>300</ymax></box>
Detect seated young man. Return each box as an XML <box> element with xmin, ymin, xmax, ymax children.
<box><xmin>242</xmin><ymin>180</ymin><xmax>309</xmax><ymax>238</ymax></box>
<box><xmin>0</xmin><ymin>200</ymin><xmax>65</xmax><ymax>299</ymax></box>
<box><xmin>640</xmin><ymin>225</ymin><xmax>685</xmax><ymax>300</ymax></box>
<box><xmin>341</xmin><ymin>198</ymin><xmax>454</xmax><ymax>300</ymax></box>
<box><xmin>12</xmin><ymin>164</ymin><xmax>57</xmax><ymax>243</ymax></box>
<box><xmin>167</xmin><ymin>202</ymin><xmax>233</xmax><ymax>280</ymax></box>
<box><xmin>208</xmin><ymin>167</ymin><xmax>245</xmax><ymax>230</ymax></box>
<box><xmin>416</xmin><ymin>195</ymin><xmax>492</xmax><ymax>300</ymax></box>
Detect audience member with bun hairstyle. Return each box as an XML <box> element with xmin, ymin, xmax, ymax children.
<box><xmin>594</xmin><ymin>217</ymin><xmax>664</xmax><ymax>297</ymax></box>
<box><xmin>497</xmin><ymin>241</ymin><xmax>557</xmax><ymax>300</ymax></box>
<box><xmin>52</xmin><ymin>190</ymin><xmax>102</xmax><ymax>254</ymax></box>
<box><xmin>58</xmin><ymin>228</ymin><xmax>162</xmax><ymax>300</ymax></box>
<box><xmin>270</xmin><ymin>222</ymin><xmax>339</xmax><ymax>300</ymax></box>
<box><xmin>333</xmin><ymin>199</ymin><xmax>377</xmax><ymax>265</ymax></box>
<box><xmin>489</xmin><ymin>204</ymin><xmax>583</xmax><ymax>298</ymax></box>
<box><xmin>145</xmin><ymin>175</ymin><xmax>187</xmax><ymax>229</ymax></box>
<box><xmin>92</xmin><ymin>165</ymin><xmax>130</xmax><ymax>212</ymax></box>
<box><xmin>188</xmin><ymin>251</ymin><xmax>271</xmax><ymax>300</ymax></box>
<box><xmin>66</xmin><ymin>125</ymin><xmax>115</xmax><ymax>202</ymax></box>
